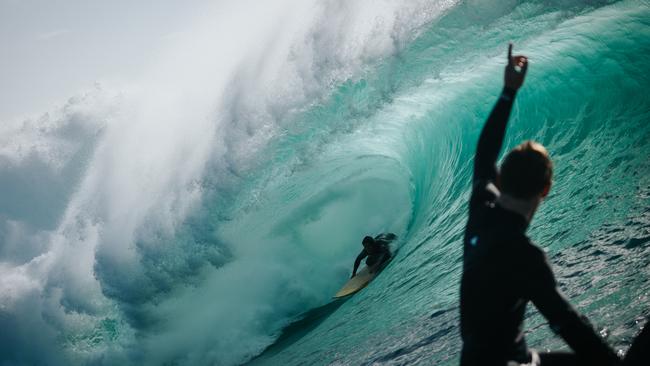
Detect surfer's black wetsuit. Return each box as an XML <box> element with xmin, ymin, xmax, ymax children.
<box><xmin>460</xmin><ymin>87</ymin><xmax>620</xmax><ymax>365</ymax></box>
<box><xmin>352</xmin><ymin>235</ymin><xmax>393</xmax><ymax>277</ymax></box>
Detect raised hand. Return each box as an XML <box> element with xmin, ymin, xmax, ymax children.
<box><xmin>504</xmin><ymin>43</ymin><xmax>528</xmax><ymax>91</ymax></box>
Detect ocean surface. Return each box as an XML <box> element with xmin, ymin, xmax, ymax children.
<box><xmin>1</xmin><ymin>1</ymin><xmax>649</xmax><ymax>365</ymax></box>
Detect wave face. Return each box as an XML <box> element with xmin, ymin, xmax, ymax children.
<box><xmin>1</xmin><ymin>1</ymin><xmax>649</xmax><ymax>365</ymax></box>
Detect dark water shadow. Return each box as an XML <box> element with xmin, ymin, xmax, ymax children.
<box><xmin>247</xmin><ymin>298</ymin><xmax>350</xmax><ymax>364</ymax></box>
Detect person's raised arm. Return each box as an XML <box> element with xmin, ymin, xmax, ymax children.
<box><xmin>351</xmin><ymin>250</ymin><xmax>367</xmax><ymax>278</ymax></box>
<box><xmin>473</xmin><ymin>43</ymin><xmax>528</xmax><ymax>184</ymax></box>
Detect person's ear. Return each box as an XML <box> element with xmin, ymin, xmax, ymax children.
<box><xmin>541</xmin><ymin>181</ymin><xmax>551</xmax><ymax>198</ymax></box>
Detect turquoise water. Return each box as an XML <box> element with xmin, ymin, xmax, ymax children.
<box><xmin>0</xmin><ymin>1</ymin><xmax>648</xmax><ymax>365</ymax></box>
<box><xmin>249</xmin><ymin>2</ymin><xmax>650</xmax><ymax>364</ymax></box>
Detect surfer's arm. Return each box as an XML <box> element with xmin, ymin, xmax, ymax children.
<box><xmin>528</xmin><ymin>252</ymin><xmax>621</xmax><ymax>365</ymax></box>
<box><xmin>352</xmin><ymin>250</ymin><xmax>367</xmax><ymax>277</ymax></box>
<box><xmin>473</xmin><ymin>44</ymin><xmax>527</xmax><ymax>184</ymax></box>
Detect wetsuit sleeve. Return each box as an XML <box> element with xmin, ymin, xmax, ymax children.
<box><xmin>352</xmin><ymin>249</ymin><xmax>367</xmax><ymax>277</ymax></box>
<box><xmin>473</xmin><ymin>87</ymin><xmax>518</xmax><ymax>185</ymax></box>
<box><xmin>527</xmin><ymin>250</ymin><xmax>621</xmax><ymax>365</ymax></box>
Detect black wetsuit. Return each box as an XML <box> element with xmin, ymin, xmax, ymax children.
<box><xmin>460</xmin><ymin>88</ymin><xmax>620</xmax><ymax>365</ymax></box>
<box><xmin>352</xmin><ymin>235</ymin><xmax>394</xmax><ymax>277</ymax></box>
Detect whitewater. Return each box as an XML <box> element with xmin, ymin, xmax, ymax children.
<box><xmin>1</xmin><ymin>0</ymin><xmax>648</xmax><ymax>365</ymax></box>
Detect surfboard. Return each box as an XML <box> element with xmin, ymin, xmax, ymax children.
<box><xmin>333</xmin><ymin>266</ymin><xmax>376</xmax><ymax>298</ymax></box>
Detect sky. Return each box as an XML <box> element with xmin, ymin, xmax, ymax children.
<box><xmin>0</xmin><ymin>0</ymin><xmax>206</xmax><ymax>122</ymax></box>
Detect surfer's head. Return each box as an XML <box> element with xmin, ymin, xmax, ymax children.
<box><xmin>362</xmin><ymin>236</ymin><xmax>375</xmax><ymax>249</ymax></box>
<box><xmin>499</xmin><ymin>140</ymin><xmax>553</xmax><ymax>199</ymax></box>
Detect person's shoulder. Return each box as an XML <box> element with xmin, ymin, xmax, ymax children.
<box><xmin>517</xmin><ymin>238</ymin><xmax>550</xmax><ymax>265</ymax></box>
<box><xmin>518</xmin><ymin>240</ymin><xmax>557</xmax><ymax>285</ymax></box>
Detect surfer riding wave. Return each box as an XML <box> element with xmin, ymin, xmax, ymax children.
<box><xmin>351</xmin><ymin>233</ymin><xmax>396</xmax><ymax>278</ymax></box>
